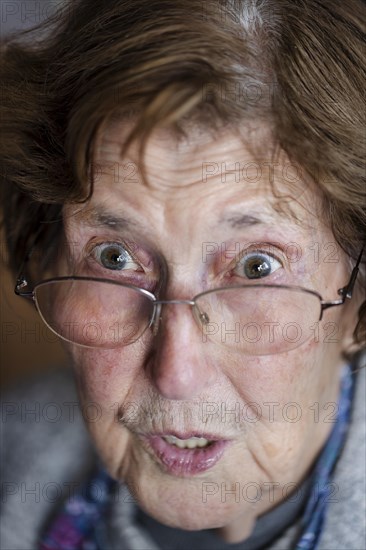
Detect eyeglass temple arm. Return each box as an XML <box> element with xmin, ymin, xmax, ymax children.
<box><xmin>15</xmin><ymin>260</ymin><xmax>31</xmax><ymax>296</ymax></box>
<box><xmin>14</xmin><ymin>277</ymin><xmax>34</xmax><ymax>299</ymax></box>
<box><xmin>14</xmin><ymin>226</ymin><xmax>48</xmax><ymax>298</ymax></box>
<box><xmin>340</xmin><ymin>247</ymin><xmax>364</xmax><ymax>299</ymax></box>
<box><xmin>14</xmin><ymin>253</ymin><xmax>33</xmax><ymax>297</ymax></box>
<box><xmin>14</xmin><ymin>272</ymin><xmax>34</xmax><ymax>300</ymax></box>
<box><xmin>321</xmin><ymin>247</ymin><xmax>364</xmax><ymax>314</ymax></box>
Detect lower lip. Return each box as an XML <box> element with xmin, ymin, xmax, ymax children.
<box><xmin>141</xmin><ymin>436</ymin><xmax>229</xmax><ymax>476</ymax></box>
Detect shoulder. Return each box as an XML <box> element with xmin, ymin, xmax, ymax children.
<box><xmin>0</xmin><ymin>367</ymin><xmax>96</xmax><ymax>549</ymax></box>
<box><xmin>271</xmin><ymin>358</ymin><xmax>366</xmax><ymax>550</ymax></box>
<box><xmin>318</xmin><ymin>356</ymin><xmax>366</xmax><ymax>549</ymax></box>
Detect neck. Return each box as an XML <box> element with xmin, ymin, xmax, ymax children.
<box><xmin>214</xmin><ymin>509</ymin><xmax>257</xmax><ymax>544</ymax></box>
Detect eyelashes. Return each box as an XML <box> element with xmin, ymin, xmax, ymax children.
<box><xmin>81</xmin><ymin>239</ymin><xmax>286</xmax><ymax>285</ymax></box>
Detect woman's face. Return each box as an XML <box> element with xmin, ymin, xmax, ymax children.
<box><xmin>61</xmin><ymin>123</ymin><xmax>358</xmax><ymax>542</ymax></box>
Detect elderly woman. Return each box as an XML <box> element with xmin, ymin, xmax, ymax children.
<box><xmin>1</xmin><ymin>0</ymin><xmax>365</xmax><ymax>549</ymax></box>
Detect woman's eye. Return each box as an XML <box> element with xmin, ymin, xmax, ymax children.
<box><xmin>234</xmin><ymin>251</ymin><xmax>282</xmax><ymax>279</ymax></box>
<box><xmin>91</xmin><ymin>243</ymin><xmax>141</xmax><ymax>271</ymax></box>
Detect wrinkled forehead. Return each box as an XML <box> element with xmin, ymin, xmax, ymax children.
<box><xmin>89</xmin><ymin>118</ymin><xmax>321</xmax><ymax>225</ymax></box>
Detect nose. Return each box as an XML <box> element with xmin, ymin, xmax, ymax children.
<box><xmin>146</xmin><ymin>303</ymin><xmax>218</xmax><ymax>400</ymax></box>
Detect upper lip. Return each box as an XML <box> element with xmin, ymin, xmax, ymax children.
<box><xmin>137</xmin><ymin>431</ymin><xmax>230</xmax><ymax>441</ymax></box>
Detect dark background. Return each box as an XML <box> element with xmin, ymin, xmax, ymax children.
<box><xmin>1</xmin><ymin>1</ymin><xmax>68</xmax><ymax>388</ymax></box>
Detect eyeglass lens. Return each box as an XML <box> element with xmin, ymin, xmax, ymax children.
<box><xmin>34</xmin><ymin>279</ymin><xmax>322</xmax><ymax>354</ymax></box>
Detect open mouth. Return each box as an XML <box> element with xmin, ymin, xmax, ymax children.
<box><xmin>140</xmin><ymin>433</ymin><xmax>229</xmax><ymax>476</ymax></box>
<box><xmin>162</xmin><ymin>435</ymin><xmax>214</xmax><ymax>449</ymax></box>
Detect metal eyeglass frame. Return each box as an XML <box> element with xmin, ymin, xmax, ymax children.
<box><xmin>14</xmin><ymin>248</ymin><xmax>363</xmax><ymax>341</ymax></box>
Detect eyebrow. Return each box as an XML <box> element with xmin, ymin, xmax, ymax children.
<box><xmin>221</xmin><ymin>202</ymin><xmax>310</xmax><ymax>230</ymax></box>
<box><xmin>80</xmin><ymin>209</ymin><xmax>266</xmax><ymax>231</ymax></box>
<box><xmin>219</xmin><ymin>209</ymin><xmax>298</xmax><ymax>229</ymax></box>
<box><xmin>74</xmin><ymin>204</ymin><xmax>303</xmax><ymax>233</ymax></box>
<box><xmin>221</xmin><ymin>213</ymin><xmax>263</xmax><ymax>228</ymax></box>
<box><xmin>73</xmin><ymin>207</ymin><xmax>138</xmax><ymax>232</ymax></box>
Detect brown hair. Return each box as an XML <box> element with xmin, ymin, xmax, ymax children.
<box><xmin>1</xmin><ymin>0</ymin><xmax>365</xmax><ymax>348</ymax></box>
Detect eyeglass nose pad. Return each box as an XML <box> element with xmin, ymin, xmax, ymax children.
<box><xmin>192</xmin><ymin>303</ymin><xmax>210</xmax><ymax>326</ymax></box>
<box><xmin>150</xmin><ymin>302</ymin><xmax>210</xmax><ymax>336</ymax></box>
<box><xmin>151</xmin><ymin>302</ymin><xmax>162</xmax><ymax>336</ymax></box>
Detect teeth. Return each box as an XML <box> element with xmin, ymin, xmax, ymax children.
<box><xmin>163</xmin><ymin>435</ymin><xmax>211</xmax><ymax>449</ymax></box>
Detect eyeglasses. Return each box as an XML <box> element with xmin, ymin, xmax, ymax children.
<box><xmin>15</xmin><ymin>249</ymin><xmax>362</xmax><ymax>355</ymax></box>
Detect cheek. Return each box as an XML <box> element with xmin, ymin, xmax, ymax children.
<box><xmin>226</xmin><ymin>334</ymin><xmax>343</xmax><ymax>418</ymax></box>
<box><xmin>69</xmin><ymin>343</ymin><xmax>148</xmax><ymax>406</ymax></box>
<box><xmin>67</xmin><ymin>344</ymin><xmax>150</xmax><ymax>474</ymax></box>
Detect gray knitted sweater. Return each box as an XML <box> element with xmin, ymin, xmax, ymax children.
<box><xmin>1</xmin><ymin>364</ymin><xmax>365</xmax><ymax>550</ymax></box>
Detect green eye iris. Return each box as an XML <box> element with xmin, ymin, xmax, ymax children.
<box><xmin>237</xmin><ymin>252</ymin><xmax>282</xmax><ymax>279</ymax></box>
<box><xmin>100</xmin><ymin>245</ymin><xmax>129</xmax><ymax>270</ymax></box>
<box><xmin>91</xmin><ymin>243</ymin><xmax>138</xmax><ymax>271</ymax></box>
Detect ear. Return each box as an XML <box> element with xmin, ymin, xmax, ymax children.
<box><xmin>340</xmin><ymin>298</ymin><xmax>366</xmax><ymax>359</ymax></box>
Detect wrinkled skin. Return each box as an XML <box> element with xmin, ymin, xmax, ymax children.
<box><xmin>60</xmin><ymin>123</ymin><xmax>359</xmax><ymax>543</ymax></box>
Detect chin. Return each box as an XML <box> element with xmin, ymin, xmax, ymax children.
<box><xmin>143</xmin><ymin>504</ymin><xmax>228</xmax><ymax>531</ymax></box>
<box><xmin>127</xmin><ymin>482</ymin><xmax>244</xmax><ymax>533</ymax></box>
